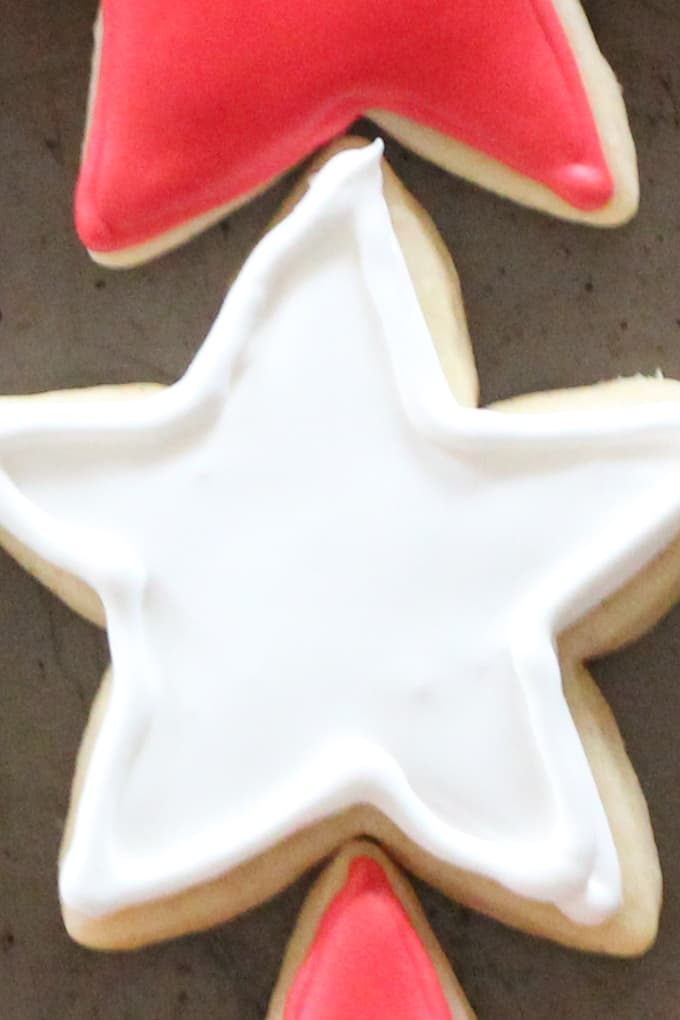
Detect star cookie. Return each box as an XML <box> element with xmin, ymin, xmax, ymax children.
<box><xmin>75</xmin><ymin>0</ymin><xmax>638</xmax><ymax>265</ymax></box>
<box><xmin>265</xmin><ymin>842</ymin><xmax>477</xmax><ymax>1020</ymax></box>
<box><xmin>2</xmin><ymin>142</ymin><xmax>675</xmax><ymax>956</ymax></box>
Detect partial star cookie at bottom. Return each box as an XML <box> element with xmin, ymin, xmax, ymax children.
<box><xmin>2</xmin><ymin>142</ymin><xmax>679</xmax><ymax>955</ymax></box>
<box><xmin>264</xmin><ymin>842</ymin><xmax>477</xmax><ymax>1020</ymax></box>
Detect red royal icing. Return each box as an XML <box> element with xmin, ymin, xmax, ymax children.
<box><xmin>284</xmin><ymin>857</ymin><xmax>453</xmax><ymax>1020</ymax></box>
<box><xmin>76</xmin><ymin>0</ymin><xmax>614</xmax><ymax>253</ymax></box>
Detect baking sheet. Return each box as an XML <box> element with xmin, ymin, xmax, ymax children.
<box><xmin>1</xmin><ymin>1</ymin><xmax>680</xmax><ymax>1015</ymax></box>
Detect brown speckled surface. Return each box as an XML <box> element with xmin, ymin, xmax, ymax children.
<box><xmin>2</xmin><ymin>1</ymin><xmax>680</xmax><ymax>1016</ymax></box>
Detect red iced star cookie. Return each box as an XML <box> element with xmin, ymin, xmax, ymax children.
<box><xmin>76</xmin><ymin>0</ymin><xmax>638</xmax><ymax>266</ymax></box>
<box><xmin>265</xmin><ymin>844</ymin><xmax>477</xmax><ymax>1020</ymax></box>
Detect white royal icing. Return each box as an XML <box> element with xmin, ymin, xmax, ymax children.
<box><xmin>2</xmin><ymin>143</ymin><xmax>680</xmax><ymax>925</ymax></box>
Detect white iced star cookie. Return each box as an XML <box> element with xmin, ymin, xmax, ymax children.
<box><xmin>1</xmin><ymin>141</ymin><xmax>679</xmax><ymax>956</ymax></box>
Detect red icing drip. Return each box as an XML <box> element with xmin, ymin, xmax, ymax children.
<box><xmin>76</xmin><ymin>0</ymin><xmax>613</xmax><ymax>252</ymax></box>
<box><xmin>284</xmin><ymin>857</ymin><xmax>453</xmax><ymax>1020</ymax></box>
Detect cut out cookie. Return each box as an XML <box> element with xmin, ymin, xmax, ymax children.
<box><xmin>265</xmin><ymin>842</ymin><xmax>476</xmax><ymax>1020</ymax></box>
<box><xmin>75</xmin><ymin>0</ymin><xmax>638</xmax><ymax>265</ymax></box>
<box><xmin>1</xmin><ymin>142</ymin><xmax>675</xmax><ymax>957</ymax></box>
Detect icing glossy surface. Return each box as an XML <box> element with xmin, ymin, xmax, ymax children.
<box><xmin>3</xmin><ymin>145</ymin><xmax>680</xmax><ymax>923</ymax></box>
<box><xmin>285</xmin><ymin>857</ymin><xmax>452</xmax><ymax>1020</ymax></box>
<box><xmin>76</xmin><ymin>0</ymin><xmax>613</xmax><ymax>252</ymax></box>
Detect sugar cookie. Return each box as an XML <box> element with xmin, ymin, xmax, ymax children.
<box><xmin>2</xmin><ymin>142</ymin><xmax>675</xmax><ymax>957</ymax></box>
<box><xmin>75</xmin><ymin>0</ymin><xmax>638</xmax><ymax>266</ymax></box>
<box><xmin>266</xmin><ymin>842</ymin><xmax>477</xmax><ymax>1020</ymax></box>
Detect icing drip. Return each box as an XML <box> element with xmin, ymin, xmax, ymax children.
<box><xmin>285</xmin><ymin>857</ymin><xmax>453</xmax><ymax>1020</ymax></box>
